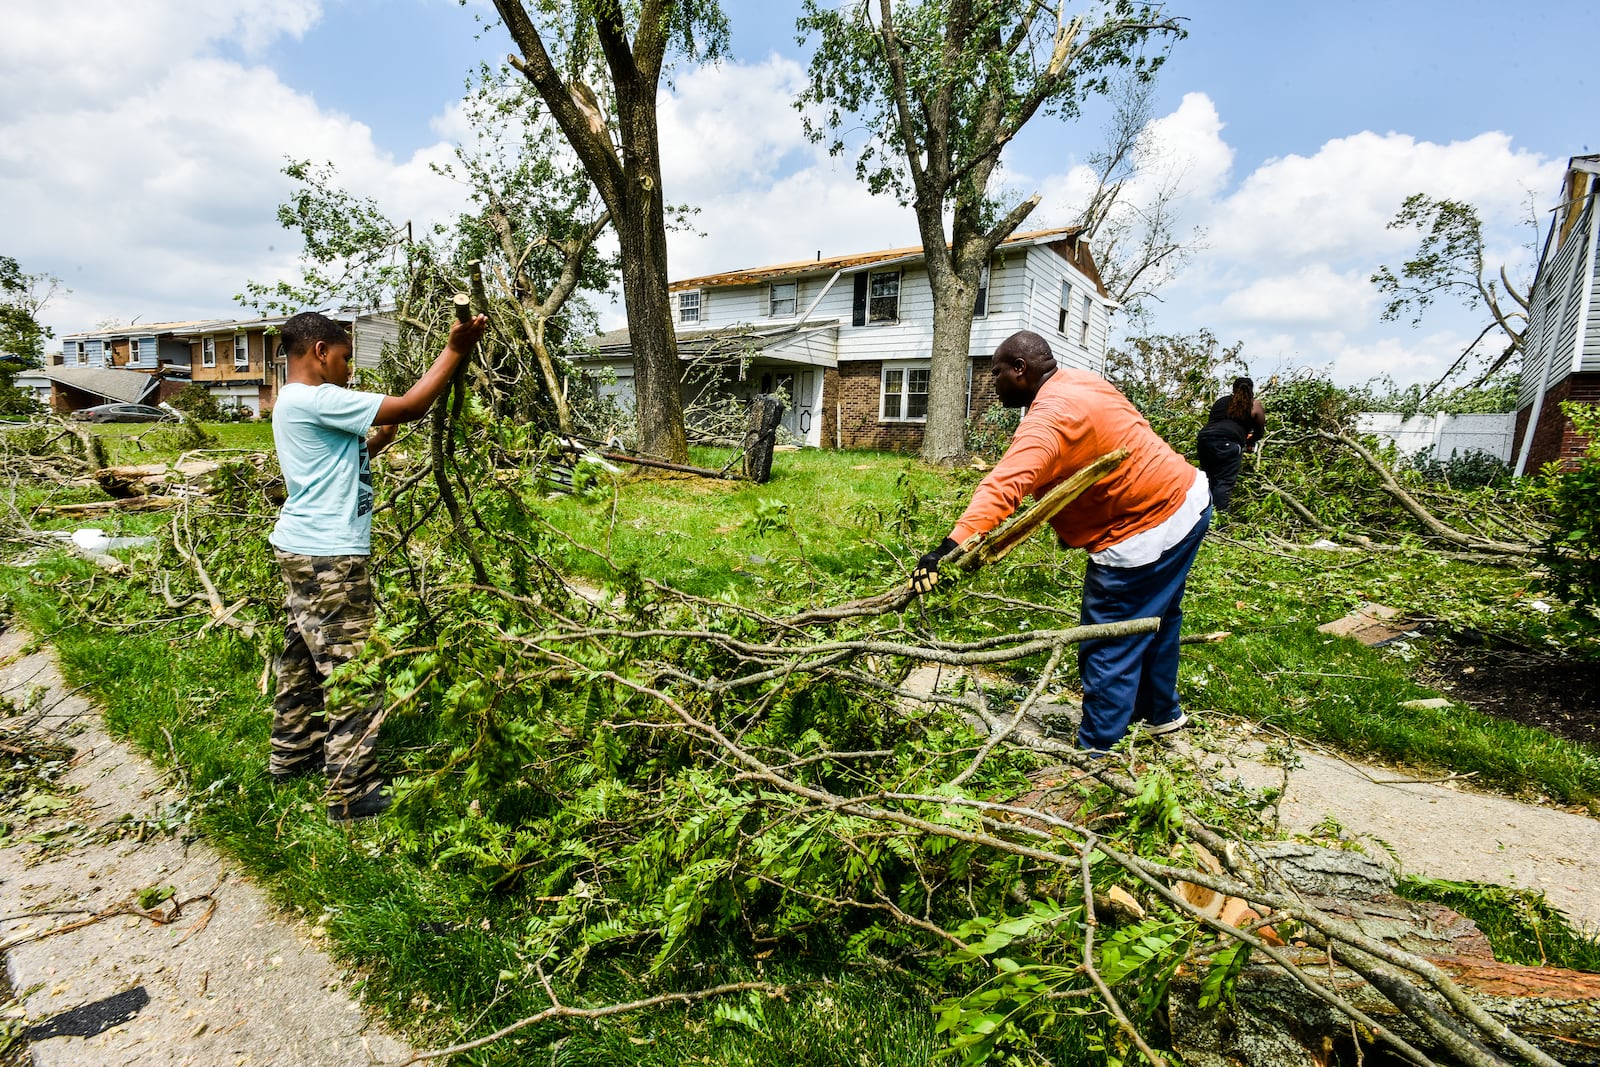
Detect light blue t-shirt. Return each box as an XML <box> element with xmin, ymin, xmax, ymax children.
<box><xmin>269</xmin><ymin>382</ymin><xmax>386</xmax><ymax>556</ymax></box>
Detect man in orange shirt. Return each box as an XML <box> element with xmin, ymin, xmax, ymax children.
<box><xmin>911</xmin><ymin>330</ymin><xmax>1211</xmax><ymax>751</ymax></box>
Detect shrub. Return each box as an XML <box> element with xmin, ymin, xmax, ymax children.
<box><xmin>1539</xmin><ymin>402</ymin><xmax>1600</xmax><ymax>614</ymax></box>
<box><xmin>966</xmin><ymin>402</ymin><xmax>1020</xmax><ymax>461</ymax></box>
<box><xmin>1265</xmin><ymin>371</ymin><xmax>1360</xmax><ymax>433</ymax></box>
<box><xmin>167</xmin><ymin>383</ymin><xmax>227</xmax><ymax>421</ymax></box>
<box><xmin>1406</xmin><ymin>447</ymin><xmax>1509</xmax><ymax>490</ymax></box>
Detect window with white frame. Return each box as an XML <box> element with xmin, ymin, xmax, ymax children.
<box><xmin>74</xmin><ymin>341</ymin><xmax>86</xmax><ymax>365</ymax></box>
<box><xmin>202</xmin><ymin>337</ymin><xmax>216</xmax><ymax>367</ymax></box>
<box><xmin>1079</xmin><ymin>293</ymin><xmax>1092</xmax><ymax>347</ymax></box>
<box><xmin>234</xmin><ymin>333</ymin><xmax>249</xmax><ymax>369</ymax></box>
<box><xmin>769</xmin><ymin>281</ymin><xmax>797</xmax><ymax>317</ymax></box>
<box><xmin>880</xmin><ymin>363</ymin><xmax>930</xmax><ymax>422</ymax></box>
<box><xmin>869</xmin><ymin>270</ymin><xmax>900</xmax><ymax>322</ymax></box>
<box><xmin>974</xmin><ymin>263</ymin><xmax>991</xmax><ymax>317</ymax></box>
<box><xmin>1057</xmin><ymin>281</ymin><xmax>1072</xmax><ymax>334</ymax></box>
<box><xmin>678</xmin><ymin>290</ymin><xmax>701</xmax><ymax>324</ymax></box>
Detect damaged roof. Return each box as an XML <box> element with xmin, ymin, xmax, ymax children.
<box><xmin>42</xmin><ymin>366</ymin><xmax>161</xmax><ymax>404</ymax></box>
<box><xmin>60</xmin><ymin>319</ymin><xmax>231</xmax><ymax>341</ymax></box>
<box><xmin>588</xmin><ymin>320</ymin><xmax>841</xmax><ymax>357</ymax></box>
<box><xmin>667</xmin><ymin>224</ymin><xmax>1106</xmax><ymax>298</ymax></box>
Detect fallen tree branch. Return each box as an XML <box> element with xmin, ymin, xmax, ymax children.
<box><xmin>1318</xmin><ymin>431</ymin><xmax>1535</xmax><ymax>556</ymax></box>
<box><xmin>389</xmin><ymin>981</ymin><xmax>788</xmax><ymax>1065</ymax></box>
<box><xmin>785</xmin><ymin>449</ymin><xmax>1130</xmax><ymax>626</ymax></box>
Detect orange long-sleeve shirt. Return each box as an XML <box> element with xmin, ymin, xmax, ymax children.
<box><xmin>950</xmin><ymin>368</ymin><xmax>1198</xmax><ymax>554</ymax></box>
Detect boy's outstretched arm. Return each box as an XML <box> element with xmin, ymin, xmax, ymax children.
<box><xmin>373</xmin><ymin>315</ymin><xmax>488</xmax><ymax>427</ymax></box>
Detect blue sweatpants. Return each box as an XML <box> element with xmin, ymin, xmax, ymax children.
<box><xmin>1076</xmin><ymin>508</ymin><xmax>1211</xmax><ymax>751</ymax></box>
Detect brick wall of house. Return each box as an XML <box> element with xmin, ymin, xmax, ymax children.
<box><xmin>833</xmin><ymin>358</ymin><xmax>998</xmax><ymax>452</ymax></box>
<box><xmin>1514</xmin><ymin>372</ymin><xmax>1600</xmax><ymax>471</ymax></box>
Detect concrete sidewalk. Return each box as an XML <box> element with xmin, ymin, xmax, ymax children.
<box><xmin>0</xmin><ymin>627</ymin><xmax>411</xmax><ymax>1066</ymax></box>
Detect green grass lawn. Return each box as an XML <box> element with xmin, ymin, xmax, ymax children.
<box><xmin>4</xmin><ymin>440</ymin><xmax>1598</xmax><ymax>1064</ymax></box>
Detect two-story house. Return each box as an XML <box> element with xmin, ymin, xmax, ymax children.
<box><xmin>171</xmin><ymin>310</ymin><xmax>399</xmax><ymax>418</ymax></box>
<box><xmin>48</xmin><ymin>320</ymin><xmax>211</xmax><ymax>414</ymax></box>
<box><xmin>1515</xmin><ymin>154</ymin><xmax>1600</xmax><ymax>473</ymax></box>
<box><xmin>51</xmin><ymin>311</ymin><xmax>400</xmax><ymax>418</ymax></box>
<box><xmin>582</xmin><ymin>224</ymin><xmax>1112</xmax><ymax>449</ymax></box>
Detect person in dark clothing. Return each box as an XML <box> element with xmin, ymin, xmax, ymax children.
<box><xmin>1195</xmin><ymin>377</ymin><xmax>1266</xmax><ymax>511</ymax></box>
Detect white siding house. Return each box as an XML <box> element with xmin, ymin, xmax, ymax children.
<box><xmin>1515</xmin><ymin>154</ymin><xmax>1600</xmax><ymax>472</ymax></box>
<box><xmin>587</xmin><ymin>225</ymin><xmax>1113</xmax><ymax>450</ymax></box>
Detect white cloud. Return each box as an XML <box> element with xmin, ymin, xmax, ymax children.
<box><xmin>1219</xmin><ymin>265</ymin><xmax>1376</xmax><ymax>326</ymax></box>
<box><xmin>0</xmin><ymin>1</ymin><xmax>320</xmax><ymax>107</ymax></box>
<box><xmin>1207</xmin><ymin>130</ymin><xmax>1559</xmax><ymax>264</ymax></box>
<box><xmin>1094</xmin><ymin>111</ymin><xmax>1563</xmax><ymax>385</ymax></box>
<box><xmin>1</xmin><ymin>2</ymin><xmax>471</xmax><ymax>339</ymax></box>
<box><xmin>658</xmin><ymin>58</ymin><xmax>918</xmax><ymax>289</ymax></box>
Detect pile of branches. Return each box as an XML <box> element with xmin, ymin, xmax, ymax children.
<box><xmin>1227</xmin><ymin>389</ymin><xmax>1549</xmax><ymax>564</ymax></box>
<box><xmin>10</xmin><ymin>332</ymin><xmax>1596</xmax><ymax>1065</ymax></box>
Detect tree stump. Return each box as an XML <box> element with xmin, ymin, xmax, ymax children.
<box><xmin>1167</xmin><ymin>841</ymin><xmax>1600</xmax><ymax>1066</ymax></box>
<box><xmin>741</xmin><ymin>394</ymin><xmax>785</xmax><ymax>484</ymax></box>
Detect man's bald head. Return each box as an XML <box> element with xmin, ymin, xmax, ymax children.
<box><xmin>989</xmin><ymin>331</ymin><xmax>1058</xmax><ymax>407</ymax></box>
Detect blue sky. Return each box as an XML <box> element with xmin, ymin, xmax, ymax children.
<box><xmin>5</xmin><ymin>0</ymin><xmax>1594</xmax><ymax>385</ymax></box>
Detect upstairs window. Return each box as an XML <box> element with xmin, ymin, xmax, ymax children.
<box><xmin>769</xmin><ymin>281</ymin><xmax>797</xmax><ymax>317</ymax></box>
<box><xmin>1079</xmin><ymin>293</ymin><xmax>1092</xmax><ymax>347</ymax></box>
<box><xmin>974</xmin><ymin>263</ymin><xmax>991</xmax><ymax>317</ymax></box>
<box><xmin>234</xmin><ymin>333</ymin><xmax>249</xmax><ymax>369</ymax></box>
<box><xmin>1057</xmin><ymin>281</ymin><xmax>1072</xmax><ymax>334</ymax></box>
<box><xmin>869</xmin><ymin>270</ymin><xmax>900</xmax><ymax>322</ymax></box>
<box><xmin>74</xmin><ymin>341</ymin><xmax>86</xmax><ymax>365</ymax></box>
<box><xmin>202</xmin><ymin>337</ymin><xmax>216</xmax><ymax>367</ymax></box>
<box><xmin>881</xmin><ymin>363</ymin><xmax>930</xmax><ymax>422</ymax></box>
<box><xmin>678</xmin><ymin>290</ymin><xmax>701</xmax><ymax>324</ymax></box>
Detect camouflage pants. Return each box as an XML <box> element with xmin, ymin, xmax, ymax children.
<box><xmin>272</xmin><ymin>551</ymin><xmax>385</xmax><ymax>802</ymax></box>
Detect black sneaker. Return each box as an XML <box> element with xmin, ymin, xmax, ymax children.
<box><xmin>328</xmin><ymin>786</ymin><xmax>392</xmax><ymax>823</ymax></box>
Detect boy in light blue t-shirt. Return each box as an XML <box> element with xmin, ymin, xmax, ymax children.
<box><xmin>268</xmin><ymin>311</ymin><xmax>485</xmax><ymax>822</ymax></box>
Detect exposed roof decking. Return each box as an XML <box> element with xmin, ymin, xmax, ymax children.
<box><xmin>60</xmin><ymin>320</ymin><xmax>232</xmax><ymax>342</ymax></box>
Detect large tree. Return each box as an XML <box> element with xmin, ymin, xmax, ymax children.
<box><xmin>1371</xmin><ymin>193</ymin><xmax>1535</xmax><ymax>397</ymax></box>
<box><xmin>798</xmin><ymin>0</ymin><xmax>1182</xmax><ymax>465</ymax></box>
<box><xmin>0</xmin><ymin>254</ymin><xmax>59</xmax><ymax>365</ymax></box>
<box><xmin>491</xmin><ymin>0</ymin><xmax>730</xmax><ymax>465</ymax></box>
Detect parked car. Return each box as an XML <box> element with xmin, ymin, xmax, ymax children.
<box><xmin>71</xmin><ymin>403</ymin><xmax>178</xmax><ymax>423</ymax></box>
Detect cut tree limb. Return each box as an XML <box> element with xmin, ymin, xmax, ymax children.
<box><xmin>785</xmin><ymin>449</ymin><xmax>1130</xmax><ymax>626</ymax></box>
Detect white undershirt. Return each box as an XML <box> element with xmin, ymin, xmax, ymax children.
<box><xmin>1088</xmin><ymin>468</ymin><xmax>1209</xmax><ymax>569</ymax></box>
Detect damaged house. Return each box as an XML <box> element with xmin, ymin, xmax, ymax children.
<box><xmin>581</xmin><ymin>225</ymin><xmax>1114</xmax><ymax>450</ymax></box>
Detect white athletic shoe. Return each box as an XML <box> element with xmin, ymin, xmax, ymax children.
<box><xmin>1141</xmin><ymin>712</ymin><xmax>1190</xmax><ymax>736</ymax></box>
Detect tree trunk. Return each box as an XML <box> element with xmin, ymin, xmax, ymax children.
<box><xmin>612</xmin><ymin>202</ymin><xmax>688</xmax><ymax>464</ymax></box>
<box><xmin>611</xmin><ymin>57</ymin><xmax>688</xmax><ymax>465</ymax></box>
<box><xmin>921</xmin><ymin>276</ymin><xmax>978</xmax><ymax>467</ymax></box>
<box><xmin>1165</xmin><ymin>841</ymin><xmax>1600</xmax><ymax>1067</ymax></box>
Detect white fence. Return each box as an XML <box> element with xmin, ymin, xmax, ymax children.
<box><xmin>1355</xmin><ymin>412</ymin><xmax>1516</xmax><ymax>463</ymax></box>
